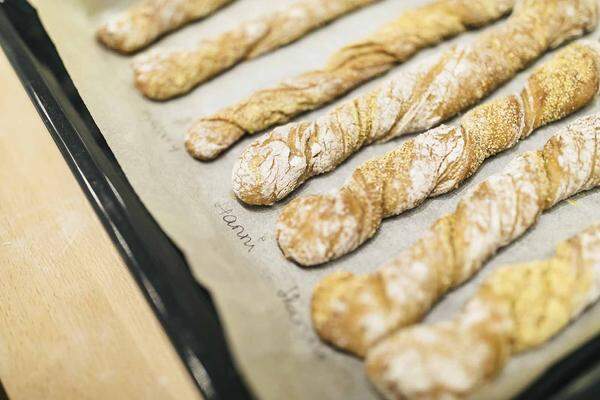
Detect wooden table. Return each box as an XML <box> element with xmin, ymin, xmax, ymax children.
<box><xmin>0</xmin><ymin>49</ymin><xmax>201</xmax><ymax>399</ymax></box>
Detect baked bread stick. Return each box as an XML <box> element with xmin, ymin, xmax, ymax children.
<box><xmin>232</xmin><ymin>0</ymin><xmax>598</xmax><ymax>205</ymax></box>
<box><xmin>186</xmin><ymin>0</ymin><xmax>516</xmax><ymax>160</ymax></box>
<box><xmin>312</xmin><ymin>113</ymin><xmax>600</xmax><ymax>357</ymax></box>
<box><xmin>367</xmin><ymin>222</ymin><xmax>600</xmax><ymax>400</ymax></box>
<box><xmin>133</xmin><ymin>0</ymin><xmax>380</xmax><ymax>100</ymax></box>
<box><xmin>276</xmin><ymin>41</ymin><xmax>600</xmax><ymax>266</ymax></box>
<box><xmin>97</xmin><ymin>0</ymin><xmax>234</xmax><ymax>53</ymax></box>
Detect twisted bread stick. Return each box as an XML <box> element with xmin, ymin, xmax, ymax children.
<box><xmin>366</xmin><ymin>223</ymin><xmax>600</xmax><ymax>400</ymax></box>
<box><xmin>97</xmin><ymin>0</ymin><xmax>234</xmax><ymax>53</ymax></box>
<box><xmin>186</xmin><ymin>0</ymin><xmax>516</xmax><ymax>160</ymax></box>
<box><xmin>276</xmin><ymin>41</ymin><xmax>600</xmax><ymax>266</ymax></box>
<box><xmin>311</xmin><ymin>113</ymin><xmax>600</xmax><ymax>357</ymax></box>
<box><xmin>232</xmin><ymin>0</ymin><xmax>599</xmax><ymax>206</ymax></box>
<box><xmin>133</xmin><ymin>0</ymin><xmax>379</xmax><ymax>100</ymax></box>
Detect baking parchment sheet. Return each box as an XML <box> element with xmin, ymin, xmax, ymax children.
<box><xmin>30</xmin><ymin>1</ymin><xmax>600</xmax><ymax>398</ymax></box>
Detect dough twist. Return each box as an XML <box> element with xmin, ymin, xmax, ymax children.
<box><xmin>133</xmin><ymin>0</ymin><xmax>378</xmax><ymax>100</ymax></box>
<box><xmin>97</xmin><ymin>0</ymin><xmax>233</xmax><ymax>53</ymax></box>
<box><xmin>186</xmin><ymin>0</ymin><xmax>516</xmax><ymax>160</ymax></box>
<box><xmin>366</xmin><ymin>222</ymin><xmax>600</xmax><ymax>400</ymax></box>
<box><xmin>311</xmin><ymin>113</ymin><xmax>600</xmax><ymax>357</ymax></box>
<box><xmin>276</xmin><ymin>41</ymin><xmax>600</xmax><ymax>266</ymax></box>
<box><xmin>232</xmin><ymin>0</ymin><xmax>598</xmax><ymax>206</ymax></box>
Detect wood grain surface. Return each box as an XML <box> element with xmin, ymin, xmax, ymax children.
<box><xmin>0</xmin><ymin>49</ymin><xmax>201</xmax><ymax>399</ymax></box>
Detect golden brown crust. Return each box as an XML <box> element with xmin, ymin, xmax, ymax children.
<box><xmin>186</xmin><ymin>0</ymin><xmax>516</xmax><ymax>159</ymax></box>
<box><xmin>311</xmin><ymin>113</ymin><xmax>600</xmax><ymax>357</ymax></box>
<box><xmin>231</xmin><ymin>0</ymin><xmax>598</xmax><ymax>205</ymax></box>
<box><xmin>312</xmin><ymin>215</ymin><xmax>456</xmax><ymax>356</ymax></box>
<box><xmin>132</xmin><ymin>0</ymin><xmax>379</xmax><ymax>101</ymax></box>
<box><xmin>276</xmin><ymin>41</ymin><xmax>600</xmax><ymax>267</ymax></box>
<box><xmin>96</xmin><ymin>0</ymin><xmax>234</xmax><ymax>53</ymax></box>
<box><xmin>366</xmin><ymin>223</ymin><xmax>600</xmax><ymax>400</ymax></box>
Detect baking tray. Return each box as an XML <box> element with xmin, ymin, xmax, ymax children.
<box><xmin>0</xmin><ymin>1</ymin><xmax>599</xmax><ymax>399</ymax></box>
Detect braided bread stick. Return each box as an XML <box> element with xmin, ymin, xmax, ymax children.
<box><xmin>132</xmin><ymin>0</ymin><xmax>379</xmax><ymax>100</ymax></box>
<box><xmin>276</xmin><ymin>41</ymin><xmax>600</xmax><ymax>266</ymax></box>
<box><xmin>311</xmin><ymin>113</ymin><xmax>600</xmax><ymax>357</ymax></box>
<box><xmin>186</xmin><ymin>0</ymin><xmax>516</xmax><ymax>160</ymax></box>
<box><xmin>97</xmin><ymin>0</ymin><xmax>234</xmax><ymax>53</ymax></box>
<box><xmin>366</xmin><ymin>222</ymin><xmax>600</xmax><ymax>400</ymax></box>
<box><xmin>232</xmin><ymin>0</ymin><xmax>599</xmax><ymax>206</ymax></box>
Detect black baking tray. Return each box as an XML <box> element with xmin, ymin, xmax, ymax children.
<box><xmin>1</xmin><ymin>1</ymin><xmax>599</xmax><ymax>399</ymax></box>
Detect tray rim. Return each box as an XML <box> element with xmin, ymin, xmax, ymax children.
<box><xmin>0</xmin><ymin>2</ymin><xmax>254</xmax><ymax>399</ymax></box>
<box><xmin>0</xmin><ymin>1</ymin><xmax>599</xmax><ymax>399</ymax></box>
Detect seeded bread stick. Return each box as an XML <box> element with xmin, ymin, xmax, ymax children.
<box><xmin>312</xmin><ymin>113</ymin><xmax>600</xmax><ymax>357</ymax></box>
<box><xmin>276</xmin><ymin>41</ymin><xmax>600</xmax><ymax>266</ymax></box>
<box><xmin>97</xmin><ymin>0</ymin><xmax>234</xmax><ymax>53</ymax></box>
<box><xmin>367</xmin><ymin>222</ymin><xmax>600</xmax><ymax>400</ymax></box>
<box><xmin>186</xmin><ymin>0</ymin><xmax>516</xmax><ymax>160</ymax></box>
<box><xmin>133</xmin><ymin>0</ymin><xmax>380</xmax><ymax>100</ymax></box>
<box><xmin>232</xmin><ymin>0</ymin><xmax>598</xmax><ymax>206</ymax></box>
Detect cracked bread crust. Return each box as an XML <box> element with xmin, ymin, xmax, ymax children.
<box><xmin>231</xmin><ymin>0</ymin><xmax>598</xmax><ymax>206</ymax></box>
<box><xmin>311</xmin><ymin>113</ymin><xmax>600</xmax><ymax>357</ymax></box>
<box><xmin>133</xmin><ymin>0</ymin><xmax>379</xmax><ymax>100</ymax></box>
<box><xmin>276</xmin><ymin>41</ymin><xmax>600</xmax><ymax>266</ymax></box>
<box><xmin>366</xmin><ymin>222</ymin><xmax>600</xmax><ymax>400</ymax></box>
<box><xmin>185</xmin><ymin>0</ymin><xmax>516</xmax><ymax>159</ymax></box>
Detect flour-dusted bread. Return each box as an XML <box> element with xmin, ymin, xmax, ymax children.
<box><xmin>186</xmin><ymin>0</ymin><xmax>516</xmax><ymax>160</ymax></box>
<box><xmin>133</xmin><ymin>0</ymin><xmax>380</xmax><ymax>100</ymax></box>
<box><xmin>97</xmin><ymin>0</ymin><xmax>234</xmax><ymax>53</ymax></box>
<box><xmin>311</xmin><ymin>113</ymin><xmax>600</xmax><ymax>357</ymax></box>
<box><xmin>276</xmin><ymin>41</ymin><xmax>600</xmax><ymax>266</ymax></box>
<box><xmin>366</xmin><ymin>222</ymin><xmax>600</xmax><ymax>400</ymax></box>
<box><xmin>231</xmin><ymin>0</ymin><xmax>598</xmax><ymax>206</ymax></box>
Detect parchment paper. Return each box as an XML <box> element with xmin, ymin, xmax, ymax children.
<box><xmin>30</xmin><ymin>1</ymin><xmax>600</xmax><ymax>398</ymax></box>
